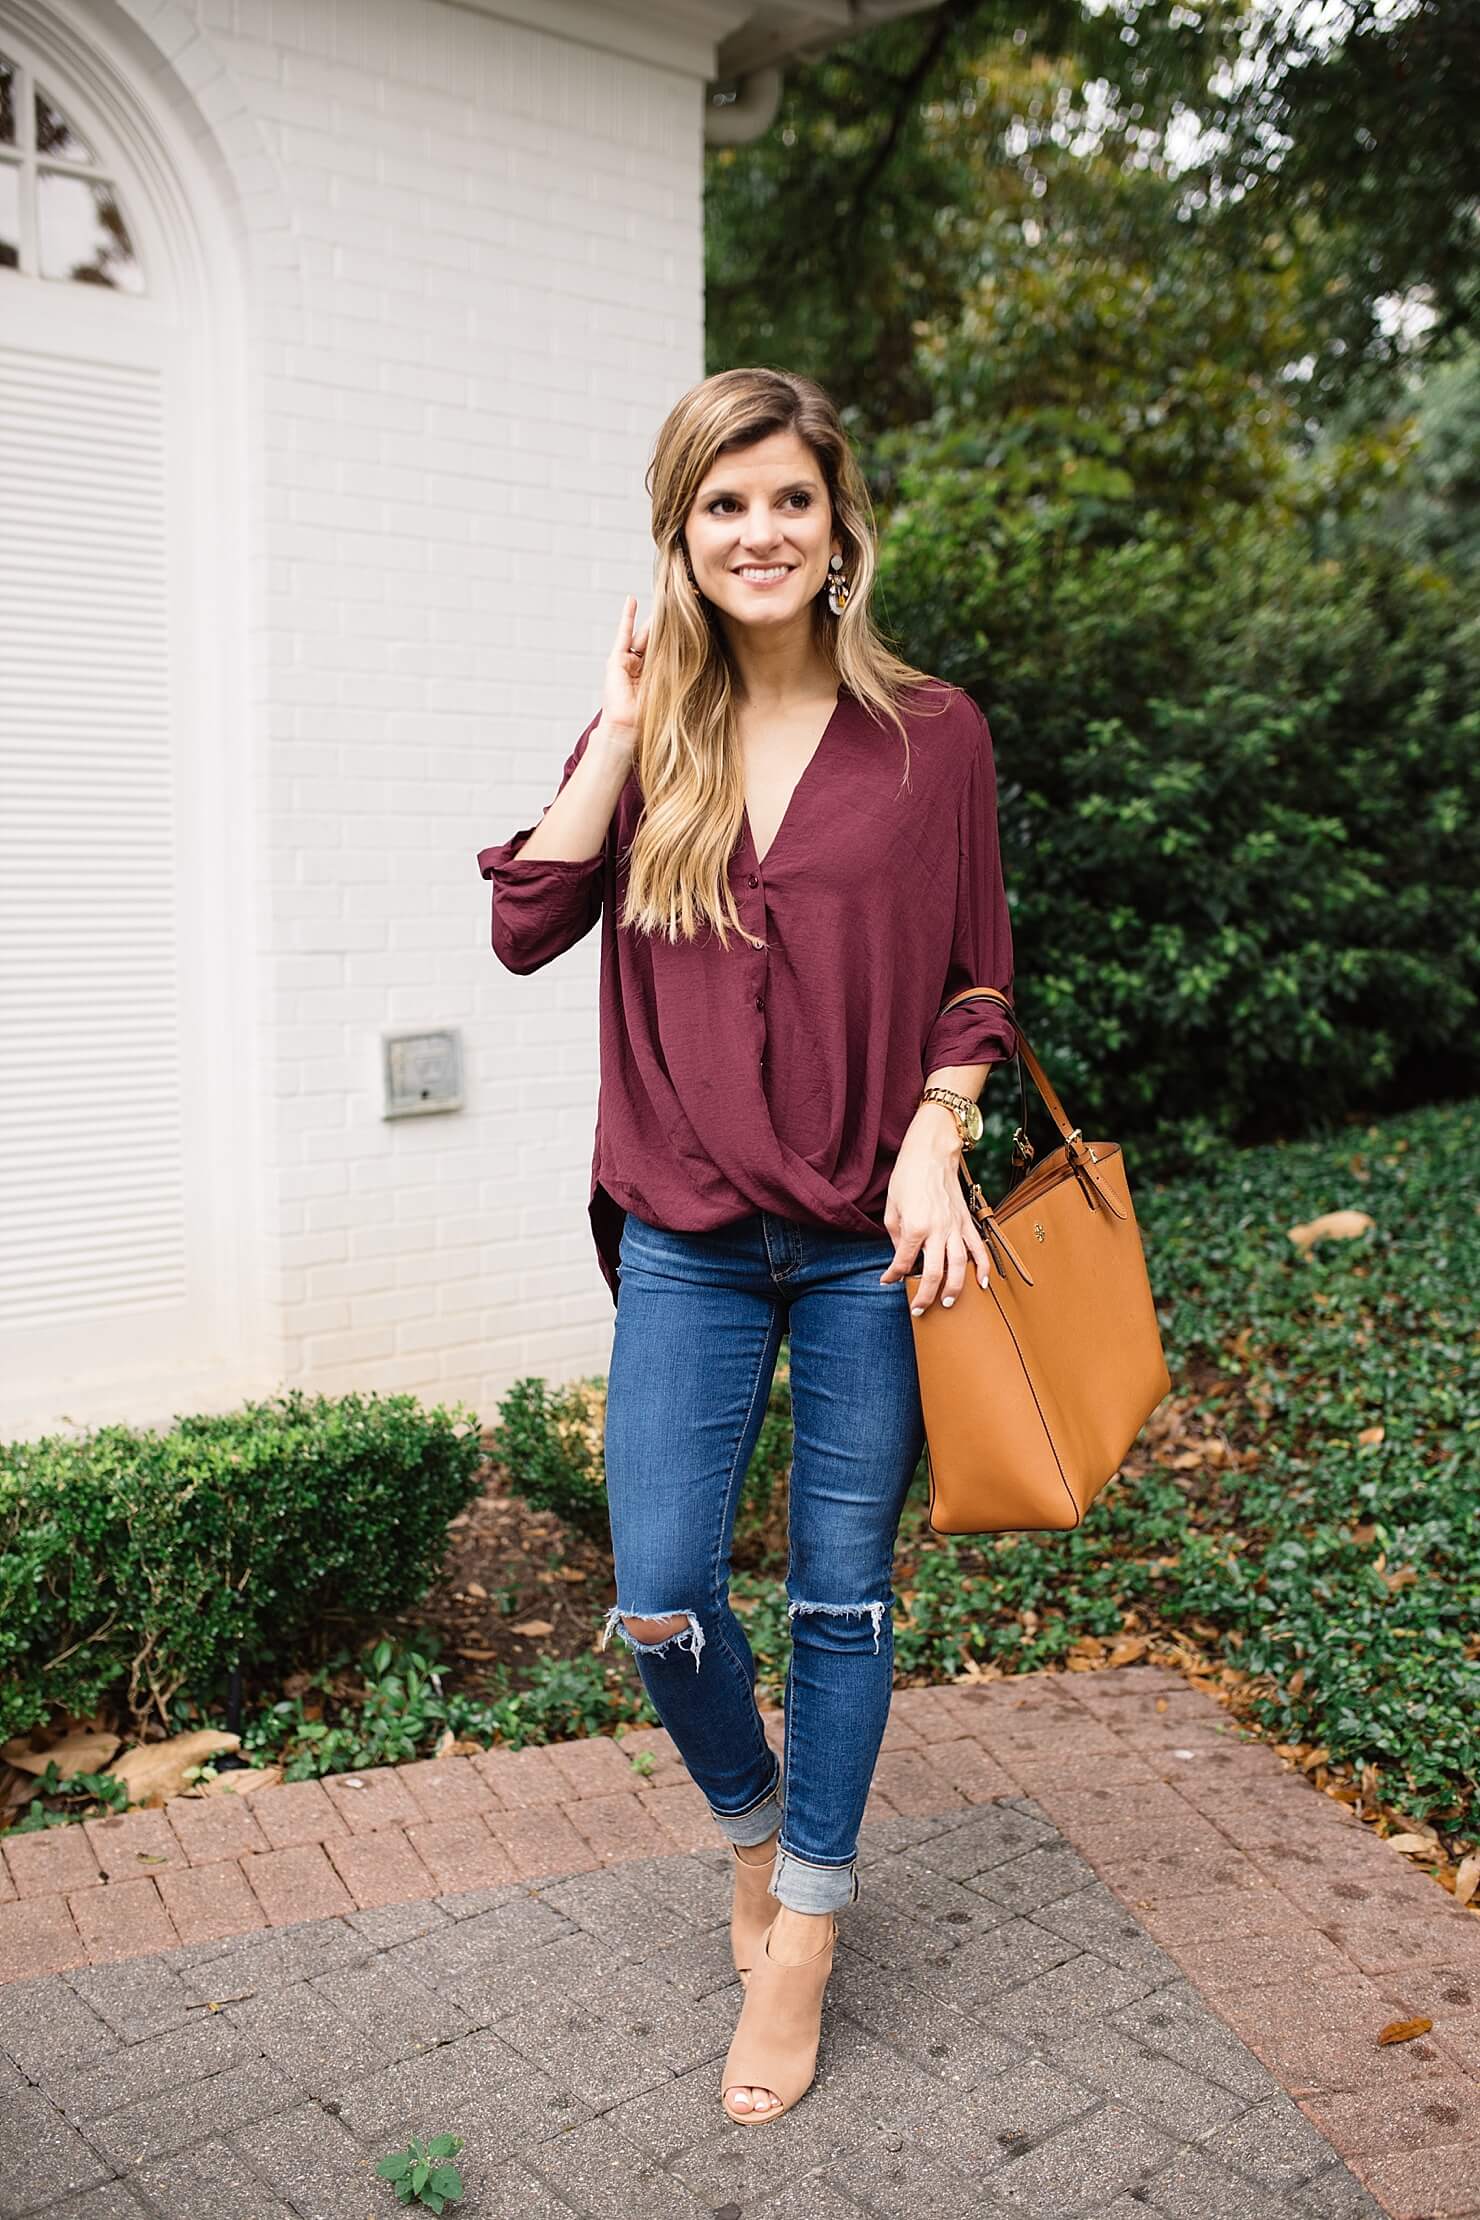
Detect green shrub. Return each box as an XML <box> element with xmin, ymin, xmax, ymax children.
<box><xmin>879</xmin><ymin>484</ymin><xmax>1480</xmax><ymax>1177</ymax></box>
<box><xmin>488</xmin><ymin>1376</ymin><xmax>608</xmax><ymax>1540</ymax></box>
<box><xmin>492</xmin><ymin>1356</ymin><xmax>795</xmax><ymax>1563</ymax></box>
<box><xmin>0</xmin><ymin>1388</ymin><xmax>485</xmax><ymax>1743</ymax></box>
<box><xmin>731</xmin><ymin>1360</ymin><xmax>794</xmax><ymax>1566</ymax></box>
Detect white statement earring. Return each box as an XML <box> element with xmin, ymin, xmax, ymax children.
<box><xmin>826</xmin><ymin>552</ymin><xmax>851</xmax><ymax>617</ymax></box>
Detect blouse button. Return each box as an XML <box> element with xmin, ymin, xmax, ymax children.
<box><xmin>754</xmin><ymin>995</ymin><xmax>765</xmax><ymax>1011</ymax></box>
<box><xmin>747</xmin><ymin>873</ymin><xmax>759</xmax><ymax>888</ymax></box>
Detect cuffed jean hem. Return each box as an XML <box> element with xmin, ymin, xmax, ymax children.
<box><xmin>770</xmin><ymin>1844</ymin><xmax>861</xmax><ymax>1915</ymax></box>
<box><xmin>706</xmin><ymin>1759</ymin><xmax>784</xmax><ymax>1850</ymax></box>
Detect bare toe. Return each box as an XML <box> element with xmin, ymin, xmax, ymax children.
<box><xmin>725</xmin><ymin>2083</ymin><xmax>782</xmax><ymax>2118</ymax></box>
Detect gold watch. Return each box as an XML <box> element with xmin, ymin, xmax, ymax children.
<box><xmin>919</xmin><ymin>1085</ymin><xmax>983</xmax><ymax>1149</ymax></box>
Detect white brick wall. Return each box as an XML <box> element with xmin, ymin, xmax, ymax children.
<box><xmin>159</xmin><ymin>0</ymin><xmax>706</xmax><ymax>1414</ymax></box>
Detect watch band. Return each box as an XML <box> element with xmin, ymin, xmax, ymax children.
<box><xmin>919</xmin><ymin>1085</ymin><xmax>980</xmax><ymax>1148</ymax></box>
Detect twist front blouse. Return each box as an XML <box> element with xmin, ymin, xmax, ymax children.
<box><xmin>477</xmin><ymin>677</ymin><xmax>1015</xmax><ymax>1305</ymax></box>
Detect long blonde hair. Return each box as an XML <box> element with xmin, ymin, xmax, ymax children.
<box><xmin>620</xmin><ymin>367</ymin><xmax>945</xmax><ymax>952</ymax></box>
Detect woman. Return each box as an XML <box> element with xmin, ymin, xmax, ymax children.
<box><xmin>477</xmin><ymin>367</ymin><xmax>1015</xmax><ymax>2124</ymax></box>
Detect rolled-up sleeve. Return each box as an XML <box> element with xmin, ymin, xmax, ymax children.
<box><xmin>477</xmin><ymin>714</ymin><xmax>606</xmax><ymax>974</ymax></box>
<box><xmin>920</xmin><ymin>703</ymin><xmax>1017</xmax><ymax>1075</ymax></box>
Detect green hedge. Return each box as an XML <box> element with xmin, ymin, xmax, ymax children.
<box><xmin>490</xmin><ymin>1359</ymin><xmax>794</xmax><ymax>1569</ymax></box>
<box><xmin>878</xmin><ymin>485</ymin><xmax>1480</xmax><ymax>1176</ymax></box>
<box><xmin>0</xmin><ymin>1388</ymin><xmax>486</xmax><ymax>1744</ymax></box>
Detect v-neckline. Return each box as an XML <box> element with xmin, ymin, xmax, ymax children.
<box><xmin>740</xmin><ymin>682</ymin><xmax>846</xmax><ymax>872</ymax></box>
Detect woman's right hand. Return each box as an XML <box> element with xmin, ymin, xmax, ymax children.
<box><xmin>599</xmin><ymin>595</ymin><xmax>649</xmax><ymax>753</ymax></box>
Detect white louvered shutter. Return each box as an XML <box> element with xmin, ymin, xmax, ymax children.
<box><xmin>0</xmin><ymin>313</ymin><xmax>222</xmax><ymax>1419</ymax></box>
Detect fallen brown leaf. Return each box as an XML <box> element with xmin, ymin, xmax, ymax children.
<box><xmin>1108</xmin><ymin>1636</ymin><xmax>1151</xmax><ymax>1667</ymax></box>
<box><xmin>106</xmin><ymin>1731</ymin><xmax>241</xmax><ymax>1807</ymax></box>
<box><xmin>1287</xmin><ymin>1209</ymin><xmax>1375</xmax><ymax>1253</ymax></box>
<box><xmin>510</xmin><ymin>1619</ymin><xmax>554</xmax><ymax>1639</ymax></box>
<box><xmin>200</xmin><ymin>1764</ymin><xmax>283</xmax><ymax>1799</ymax></box>
<box><xmin>1377</xmin><ymin>2016</ymin><xmax>1433</xmax><ymax>2045</ymax></box>
<box><xmin>2</xmin><ymin>1767</ymin><xmax>43</xmax><ymax>1812</ymax></box>
<box><xmin>2</xmin><ymin>1728</ymin><xmax>121</xmax><ymax>1778</ymax></box>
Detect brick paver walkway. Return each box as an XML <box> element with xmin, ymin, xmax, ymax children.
<box><xmin>1</xmin><ymin>1665</ymin><xmax>1476</xmax><ymax>2219</ymax></box>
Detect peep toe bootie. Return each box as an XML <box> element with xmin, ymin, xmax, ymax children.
<box><xmin>730</xmin><ymin>1839</ymin><xmax>780</xmax><ymax>1988</ymax></box>
<box><xmin>721</xmin><ymin>1914</ymin><xmax>837</xmax><ymax>2124</ymax></box>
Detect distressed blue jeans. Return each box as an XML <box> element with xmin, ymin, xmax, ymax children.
<box><xmin>600</xmin><ymin>1206</ymin><xmax>927</xmax><ymax>1915</ymax></box>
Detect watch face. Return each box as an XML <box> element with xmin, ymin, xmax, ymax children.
<box><xmin>965</xmin><ymin>1102</ymin><xmax>984</xmax><ymax>1145</ymax></box>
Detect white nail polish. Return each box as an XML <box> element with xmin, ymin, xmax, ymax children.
<box><xmin>910</xmin><ymin>1304</ymin><xmax>923</xmax><ymax>1316</ymax></box>
<box><xmin>942</xmin><ymin>1295</ymin><xmax>954</xmax><ymax>1307</ymax></box>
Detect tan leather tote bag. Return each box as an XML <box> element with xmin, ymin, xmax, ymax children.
<box><xmin>906</xmin><ymin>986</ymin><xmax>1171</xmax><ymax>1534</ymax></box>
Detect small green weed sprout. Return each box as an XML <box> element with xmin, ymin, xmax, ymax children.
<box><xmin>375</xmin><ymin>2133</ymin><xmax>464</xmax><ymax>2210</ymax></box>
<box><xmin>9</xmin><ymin>1765</ymin><xmax>130</xmax><ymax>1833</ymax></box>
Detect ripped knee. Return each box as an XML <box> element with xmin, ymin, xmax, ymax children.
<box><xmin>623</xmin><ymin>1613</ymin><xmax>689</xmax><ymax>1645</ymax></box>
<box><xmin>599</xmin><ymin>1602</ymin><xmax>706</xmax><ymax>1670</ymax></box>
<box><xmin>787</xmin><ymin>1596</ymin><xmax>890</xmax><ymax>1655</ymax></box>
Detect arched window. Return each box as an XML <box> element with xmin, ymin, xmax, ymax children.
<box><xmin>0</xmin><ymin>47</ymin><xmax>144</xmax><ymax>289</ymax></box>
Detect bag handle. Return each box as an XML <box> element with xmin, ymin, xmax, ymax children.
<box><xmin>936</xmin><ymin>986</ymin><xmax>1125</xmax><ymax>1224</ymax></box>
<box><xmin>934</xmin><ymin>988</ymin><xmax>1030</xmax><ymax>1160</ymax></box>
<box><xmin>936</xmin><ymin>985</ymin><xmax>1069</xmax><ymax>1143</ymax></box>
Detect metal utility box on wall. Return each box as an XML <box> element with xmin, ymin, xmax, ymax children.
<box><xmin>382</xmin><ymin>1028</ymin><xmax>464</xmax><ymax>1119</ymax></box>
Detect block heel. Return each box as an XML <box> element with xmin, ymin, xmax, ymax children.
<box><xmin>730</xmin><ymin>1836</ymin><xmax>779</xmax><ymax>1988</ymax></box>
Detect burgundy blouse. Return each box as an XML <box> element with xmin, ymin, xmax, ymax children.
<box><xmin>477</xmin><ymin>678</ymin><xmax>1015</xmax><ymax>1306</ymax></box>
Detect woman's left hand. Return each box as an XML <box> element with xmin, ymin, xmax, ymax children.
<box><xmin>878</xmin><ymin>1108</ymin><xmax>992</xmax><ymax>1313</ymax></box>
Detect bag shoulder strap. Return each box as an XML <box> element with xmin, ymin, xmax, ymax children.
<box><xmin>938</xmin><ymin>986</ymin><xmax>1124</xmax><ymax>1218</ymax></box>
<box><xmin>936</xmin><ymin>999</ymin><xmax>1122</xmax><ymax>1225</ymax></box>
<box><xmin>937</xmin><ymin>985</ymin><xmax>1077</xmax><ymax>1145</ymax></box>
